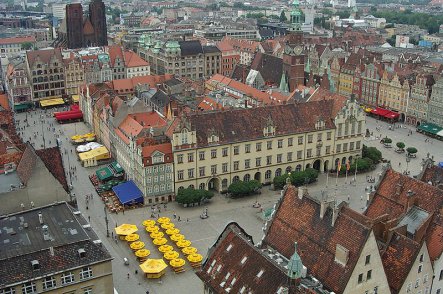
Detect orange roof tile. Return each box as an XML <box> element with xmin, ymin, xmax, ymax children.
<box><xmin>0</xmin><ymin>36</ymin><xmax>35</xmax><ymax>45</ymax></box>
<box><xmin>124</xmin><ymin>51</ymin><xmax>149</xmax><ymax>68</ymax></box>
<box><xmin>0</xmin><ymin>94</ymin><xmax>10</xmax><ymax>110</ymax></box>
<box><xmin>142</xmin><ymin>142</ymin><xmax>172</xmax><ymax>158</ymax></box>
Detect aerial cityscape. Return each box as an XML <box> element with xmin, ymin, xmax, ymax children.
<box><xmin>0</xmin><ymin>0</ymin><xmax>442</xmax><ymax>293</ymax></box>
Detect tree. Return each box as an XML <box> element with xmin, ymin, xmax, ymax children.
<box><xmin>176</xmin><ymin>188</ymin><xmax>213</xmax><ymax>205</ymax></box>
<box><xmin>280</xmin><ymin>11</ymin><xmax>287</xmax><ymax>22</ymax></box>
<box><xmin>406</xmin><ymin>147</ymin><xmax>418</xmax><ymax>155</ymax></box>
<box><xmin>383</xmin><ymin>137</ymin><xmax>392</xmax><ymax>144</ymax></box>
<box><xmin>273</xmin><ymin>169</ymin><xmax>319</xmax><ymax>190</ymax></box>
<box><xmin>362</xmin><ymin>145</ymin><xmax>383</xmax><ymax>163</ymax></box>
<box><xmin>228</xmin><ymin>180</ymin><xmax>261</xmax><ymax>198</ymax></box>
<box><xmin>21</xmin><ymin>42</ymin><xmax>34</xmax><ymax>50</ymax></box>
<box><xmin>396</xmin><ymin>142</ymin><xmax>405</xmax><ymax>150</ymax></box>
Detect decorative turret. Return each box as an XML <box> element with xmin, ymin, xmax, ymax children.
<box><xmin>289</xmin><ymin>0</ymin><xmax>302</xmax><ymax>32</ymax></box>
<box><xmin>287</xmin><ymin>242</ymin><xmax>303</xmax><ymax>282</ymax></box>
<box><xmin>279</xmin><ymin>72</ymin><xmax>289</xmax><ymax>93</ymax></box>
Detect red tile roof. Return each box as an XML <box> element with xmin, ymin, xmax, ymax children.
<box><xmin>365</xmin><ymin>169</ymin><xmax>443</xmax><ymax>221</ymax></box>
<box><xmin>262</xmin><ymin>185</ymin><xmax>372</xmax><ymax>293</ymax></box>
<box><xmin>107</xmin><ymin>45</ymin><xmax>124</xmax><ymax>67</ymax></box>
<box><xmin>0</xmin><ymin>35</ymin><xmax>35</xmax><ymax>45</ymax></box>
<box><xmin>26</xmin><ymin>48</ymin><xmax>63</xmax><ymax>68</ymax></box>
<box><xmin>382</xmin><ymin>232</ymin><xmax>421</xmax><ymax>293</ymax></box>
<box><xmin>170</xmin><ymin>100</ymin><xmax>336</xmax><ymax>148</ymax></box>
<box><xmin>109</xmin><ymin>75</ymin><xmax>173</xmax><ymax>93</ymax></box>
<box><xmin>36</xmin><ymin>147</ymin><xmax>69</xmax><ymax>192</ymax></box>
<box><xmin>124</xmin><ymin>51</ymin><xmax>149</xmax><ymax>68</ymax></box>
<box><xmin>197</xmin><ymin>222</ymin><xmax>309</xmax><ymax>294</ymax></box>
<box><xmin>141</xmin><ymin>143</ymin><xmax>173</xmax><ymax>164</ymax></box>
<box><xmin>116</xmin><ymin>112</ymin><xmax>167</xmax><ymax>143</ymax></box>
<box><xmin>308</xmin><ymin>88</ymin><xmax>348</xmax><ymax>117</ymax></box>
<box><xmin>0</xmin><ymin>94</ymin><xmax>10</xmax><ymax>110</ymax></box>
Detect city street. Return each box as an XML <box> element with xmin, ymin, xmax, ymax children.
<box><xmin>13</xmin><ymin>109</ymin><xmax>443</xmax><ymax>294</ymax></box>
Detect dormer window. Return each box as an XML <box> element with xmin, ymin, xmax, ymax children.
<box><xmin>315</xmin><ymin>119</ymin><xmax>325</xmax><ymax>130</ymax></box>
<box><xmin>264</xmin><ymin>125</ymin><xmax>275</xmax><ymax>137</ymax></box>
<box><xmin>208</xmin><ymin>134</ymin><xmax>219</xmax><ymax>144</ymax></box>
<box><xmin>152</xmin><ymin>152</ymin><xmax>165</xmax><ymax>164</ymax></box>
<box><xmin>181</xmin><ymin>129</ymin><xmax>188</xmax><ymax>145</ymax></box>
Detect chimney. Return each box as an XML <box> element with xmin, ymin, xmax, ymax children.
<box><xmin>320</xmin><ymin>199</ymin><xmax>327</xmax><ymax>219</ymax></box>
<box><xmin>395</xmin><ymin>182</ymin><xmax>402</xmax><ymax>196</ymax></box>
<box><xmin>406</xmin><ymin>189</ymin><xmax>416</xmax><ymax>211</ymax></box>
<box><xmin>49</xmin><ymin>246</ymin><xmax>54</xmax><ymax>257</ymax></box>
<box><xmin>38</xmin><ymin>212</ymin><xmax>43</xmax><ymax>224</ymax></box>
<box><xmin>332</xmin><ymin>204</ymin><xmax>339</xmax><ymax>226</ymax></box>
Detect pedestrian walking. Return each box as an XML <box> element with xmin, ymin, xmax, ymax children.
<box><xmin>135</xmin><ymin>270</ymin><xmax>138</xmax><ymax>275</ymax></box>
<box><xmin>88</xmin><ymin>216</ymin><xmax>91</xmax><ymax>222</ymax></box>
<box><xmin>347</xmin><ymin>195</ymin><xmax>350</xmax><ymax>202</ymax></box>
<box><xmin>127</xmin><ymin>272</ymin><xmax>130</xmax><ymax>279</ymax></box>
<box><xmin>173</xmin><ymin>213</ymin><xmax>176</xmax><ymax>219</ymax></box>
<box><xmin>178</xmin><ymin>216</ymin><xmax>181</xmax><ymax>222</ymax></box>
<box><xmin>186</xmin><ymin>218</ymin><xmax>189</xmax><ymax>222</ymax></box>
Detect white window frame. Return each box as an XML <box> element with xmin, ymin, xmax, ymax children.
<box><xmin>42</xmin><ymin>276</ymin><xmax>56</xmax><ymax>290</ymax></box>
<box><xmin>61</xmin><ymin>272</ymin><xmax>75</xmax><ymax>285</ymax></box>
<box><xmin>80</xmin><ymin>267</ymin><xmax>93</xmax><ymax>280</ymax></box>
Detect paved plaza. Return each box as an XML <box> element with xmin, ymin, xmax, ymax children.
<box><xmin>13</xmin><ymin>109</ymin><xmax>443</xmax><ymax>294</ymax></box>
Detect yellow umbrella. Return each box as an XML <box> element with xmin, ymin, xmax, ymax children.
<box><xmin>161</xmin><ymin>222</ymin><xmax>175</xmax><ymax>230</ymax></box>
<box><xmin>163</xmin><ymin>250</ymin><xmax>179</xmax><ymax>260</ymax></box>
<box><xmin>115</xmin><ymin>224</ymin><xmax>138</xmax><ymax>236</ymax></box>
<box><xmin>187</xmin><ymin>253</ymin><xmax>203</xmax><ymax>263</ymax></box>
<box><xmin>125</xmin><ymin>234</ymin><xmax>140</xmax><ymax>242</ymax></box>
<box><xmin>165</xmin><ymin>228</ymin><xmax>180</xmax><ymax>235</ymax></box>
<box><xmin>176</xmin><ymin>239</ymin><xmax>191</xmax><ymax>248</ymax></box>
<box><xmin>135</xmin><ymin>249</ymin><xmax>151</xmax><ymax>258</ymax></box>
<box><xmin>170</xmin><ymin>234</ymin><xmax>185</xmax><ymax>242</ymax></box>
<box><xmin>153</xmin><ymin>237</ymin><xmax>168</xmax><ymax>246</ymax></box>
<box><xmin>145</xmin><ymin>225</ymin><xmax>159</xmax><ymax>233</ymax></box>
<box><xmin>169</xmin><ymin>258</ymin><xmax>186</xmax><ymax>268</ymax></box>
<box><xmin>142</xmin><ymin>219</ymin><xmax>156</xmax><ymax>227</ymax></box>
<box><xmin>182</xmin><ymin>247</ymin><xmax>198</xmax><ymax>255</ymax></box>
<box><xmin>150</xmin><ymin>231</ymin><xmax>164</xmax><ymax>239</ymax></box>
<box><xmin>158</xmin><ymin>244</ymin><xmax>173</xmax><ymax>253</ymax></box>
<box><xmin>130</xmin><ymin>241</ymin><xmax>145</xmax><ymax>250</ymax></box>
<box><xmin>139</xmin><ymin>259</ymin><xmax>168</xmax><ymax>278</ymax></box>
<box><xmin>157</xmin><ymin>217</ymin><xmax>170</xmax><ymax>224</ymax></box>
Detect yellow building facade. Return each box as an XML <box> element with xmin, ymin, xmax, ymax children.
<box><xmin>169</xmin><ymin>99</ymin><xmax>365</xmax><ymax>193</ymax></box>
<box><xmin>378</xmin><ymin>70</ymin><xmax>410</xmax><ymax>117</ymax></box>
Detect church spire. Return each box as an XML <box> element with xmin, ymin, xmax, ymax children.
<box><xmin>279</xmin><ymin>72</ymin><xmax>289</xmax><ymax>93</ymax></box>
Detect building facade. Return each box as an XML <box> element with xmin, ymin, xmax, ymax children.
<box><xmin>64</xmin><ymin>53</ymin><xmax>85</xmax><ymax>96</ymax></box>
<box><xmin>428</xmin><ymin>76</ymin><xmax>443</xmax><ymax>126</ymax></box>
<box><xmin>168</xmin><ymin>99</ymin><xmax>364</xmax><ymax>194</ymax></box>
<box><xmin>0</xmin><ymin>202</ymin><xmax>114</xmax><ymax>294</ymax></box>
<box><xmin>0</xmin><ymin>36</ymin><xmax>36</xmax><ymax>58</ymax></box>
<box><xmin>378</xmin><ymin>70</ymin><xmax>410</xmax><ymax>120</ymax></box>
<box><xmin>406</xmin><ymin>74</ymin><xmax>434</xmax><ymax>126</ymax></box>
<box><xmin>26</xmin><ymin>48</ymin><xmax>65</xmax><ymax>101</ymax></box>
<box><xmin>5</xmin><ymin>60</ymin><xmax>32</xmax><ymax>108</ymax></box>
<box><xmin>359</xmin><ymin>63</ymin><xmax>381</xmax><ymax>107</ymax></box>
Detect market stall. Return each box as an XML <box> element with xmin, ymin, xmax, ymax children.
<box><xmin>112</xmin><ymin>180</ymin><xmax>144</xmax><ymax>207</ymax></box>
<box><xmin>139</xmin><ymin>259</ymin><xmax>168</xmax><ymax>279</ymax></box>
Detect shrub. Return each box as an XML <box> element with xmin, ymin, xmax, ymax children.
<box><xmin>228</xmin><ymin>180</ymin><xmax>261</xmax><ymax>198</ymax></box>
<box><xmin>396</xmin><ymin>142</ymin><xmax>405</xmax><ymax>149</ymax></box>
<box><xmin>362</xmin><ymin>145</ymin><xmax>382</xmax><ymax>163</ymax></box>
<box><xmin>176</xmin><ymin>188</ymin><xmax>213</xmax><ymax>205</ymax></box>
<box><xmin>383</xmin><ymin>137</ymin><xmax>392</xmax><ymax>144</ymax></box>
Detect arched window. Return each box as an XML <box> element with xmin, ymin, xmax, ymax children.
<box><xmin>244</xmin><ymin>174</ymin><xmax>250</xmax><ymax>182</ymax></box>
<box><xmin>265</xmin><ymin>170</ymin><xmax>272</xmax><ymax>180</ymax></box>
<box><xmin>189</xmin><ymin>184</ymin><xmax>194</xmax><ymax>189</ymax></box>
<box><xmin>233</xmin><ymin>176</ymin><xmax>240</xmax><ymax>183</ymax></box>
<box><xmin>296</xmin><ymin>165</ymin><xmax>302</xmax><ymax>172</ymax></box>
<box><xmin>275</xmin><ymin>168</ymin><xmax>282</xmax><ymax>177</ymax></box>
<box><xmin>286</xmin><ymin>166</ymin><xmax>292</xmax><ymax>174</ymax></box>
<box><xmin>199</xmin><ymin>183</ymin><xmax>205</xmax><ymax>190</ymax></box>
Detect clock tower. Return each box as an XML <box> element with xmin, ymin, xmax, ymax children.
<box><xmin>282</xmin><ymin>0</ymin><xmax>305</xmax><ymax>91</ymax></box>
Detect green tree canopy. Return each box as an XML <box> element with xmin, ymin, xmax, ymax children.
<box><xmin>362</xmin><ymin>145</ymin><xmax>383</xmax><ymax>163</ymax></box>
<box><xmin>176</xmin><ymin>188</ymin><xmax>213</xmax><ymax>205</ymax></box>
<box><xmin>406</xmin><ymin>147</ymin><xmax>418</xmax><ymax>154</ymax></box>
<box><xmin>396</xmin><ymin>142</ymin><xmax>405</xmax><ymax>149</ymax></box>
<box><xmin>280</xmin><ymin>11</ymin><xmax>287</xmax><ymax>22</ymax></box>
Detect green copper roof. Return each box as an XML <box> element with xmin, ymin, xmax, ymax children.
<box><xmin>287</xmin><ymin>242</ymin><xmax>303</xmax><ymax>279</ymax></box>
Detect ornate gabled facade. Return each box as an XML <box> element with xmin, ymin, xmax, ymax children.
<box><xmin>359</xmin><ymin>63</ymin><xmax>382</xmax><ymax>107</ymax></box>
<box><xmin>378</xmin><ymin>70</ymin><xmax>411</xmax><ymax>120</ymax></box>
<box><xmin>406</xmin><ymin>74</ymin><xmax>434</xmax><ymax>126</ymax></box>
<box><xmin>428</xmin><ymin>76</ymin><xmax>443</xmax><ymax>126</ymax></box>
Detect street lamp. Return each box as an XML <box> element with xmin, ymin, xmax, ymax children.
<box><xmin>354</xmin><ymin>154</ymin><xmax>360</xmax><ymax>184</ymax></box>
<box><xmin>104</xmin><ymin>206</ymin><xmax>110</xmax><ymax>238</ymax></box>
